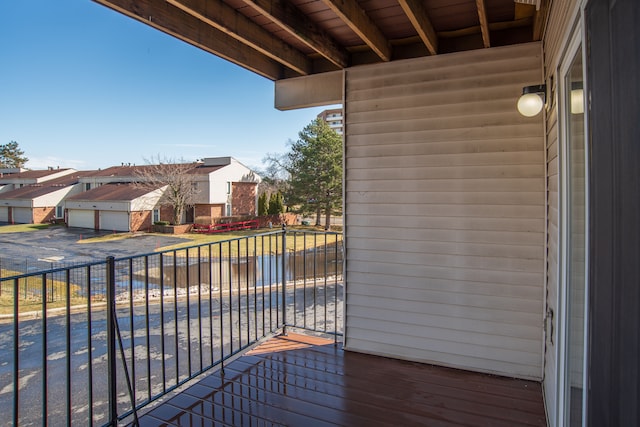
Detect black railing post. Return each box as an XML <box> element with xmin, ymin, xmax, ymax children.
<box><xmin>13</xmin><ymin>278</ymin><xmax>19</xmax><ymax>427</ymax></box>
<box><xmin>106</xmin><ymin>256</ymin><xmax>118</xmax><ymax>426</ymax></box>
<box><xmin>281</xmin><ymin>225</ymin><xmax>287</xmax><ymax>335</ymax></box>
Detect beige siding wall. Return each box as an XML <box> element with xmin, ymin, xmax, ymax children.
<box><xmin>542</xmin><ymin>0</ymin><xmax>580</xmax><ymax>424</ymax></box>
<box><xmin>344</xmin><ymin>42</ymin><xmax>545</xmax><ymax>380</ymax></box>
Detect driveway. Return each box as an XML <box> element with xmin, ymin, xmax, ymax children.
<box><xmin>0</xmin><ymin>225</ymin><xmax>190</xmax><ymax>270</ymax></box>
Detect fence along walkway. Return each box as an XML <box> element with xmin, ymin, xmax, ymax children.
<box><xmin>0</xmin><ymin>228</ymin><xmax>343</xmax><ymax>426</ymax></box>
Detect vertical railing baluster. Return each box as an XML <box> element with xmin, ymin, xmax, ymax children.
<box><xmin>219</xmin><ymin>243</ymin><xmax>224</xmax><ymax>371</ymax></box>
<box><xmin>237</xmin><ymin>239</ymin><xmax>241</xmax><ymax>349</ymax></box>
<box><xmin>185</xmin><ymin>248</ymin><xmax>192</xmax><ymax>377</ymax></box>
<box><xmin>173</xmin><ymin>250</ymin><xmax>179</xmax><ymax>385</ymax></box>
<box><xmin>144</xmin><ymin>255</ymin><xmax>151</xmax><ymax>400</ymax></box>
<box><xmin>293</xmin><ymin>231</ymin><xmax>297</xmax><ymax>328</ymax></box>
<box><xmin>269</xmin><ymin>235</ymin><xmax>273</xmax><ymax>331</ymax></box>
<box><xmin>281</xmin><ymin>226</ymin><xmax>287</xmax><ymax>333</ymax></box>
<box><xmin>253</xmin><ymin>236</ymin><xmax>258</xmax><ymax>342</ymax></box>
<box><xmin>106</xmin><ymin>256</ymin><xmax>117</xmax><ymax>427</ymax></box>
<box><xmin>324</xmin><ymin>234</ymin><xmax>328</xmax><ymax>333</ymax></box>
<box><xmin>65</xmin><ymin>269</ymin><xmax>72</xmax><ymax>426</ymax></box>
<box><xmin>197</xmin><ymin>246</ymin><xmax>203</xmax><ymax>372</ymax></box>
<box><xmin>313</xmin><ymin>233</ymin><xmax>317</xmax><ymax>330</ymax></box>
<box><xmin>159</xmin><ymin>254</ymin><xmax>166</xmax><ymax>393</ymax></box>
<box><xmin>261</xmin><ymin>236</ymin><xmax>265</xmax><ymax>337</ymax></box>
<box><xmin>275</xmin><ymin>231</ymin><xmax>279</xmax><ymax>328</ymax></box>
<box><xmin>228</xmin><ymin>241</ymin><xmax>233</xmax><ymax>354</ymax></box>
<box><xmin>303</xmin><ymin>232</ymin><xmax>307</xmax><ymax>330</ymax></box>
<box><xmin>41</xmin><ymin>273</ymin><xmax>47</xmax><ymax>424</ymax></box>
<box><xmin>128</xmin><ymin>258</ymin><xmax>136</xmax><ymax>404</ymax></box>
<box><xmin>13</xmin><ymin>277</ymin><xmax>19</xmax><ymax>427</ymax></box>
<box><xmin>208</xmin><ymin>246</ymin><xmax>214</xmax><ymax>366</ymax></box>
<box><xmin>335</xmin><ymin>236</ymin><xmax>339</xmax><ymax>343</ymax></box>
<box><xmin>87</xmin><ymin>266</ymin><xmax>93</xmax><ymax>424</ymax></box>
<box><xmin>246</xmin><ymin>237</ymin><xmax>250</xmax><ymax>346</ymax></box>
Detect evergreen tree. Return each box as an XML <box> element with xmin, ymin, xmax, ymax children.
<box><xmin>283</xmin><ymin>118</ymin><xmax>342</xmax><ymax>229</ymax></box>
<box><xmin>0</xmin><ymin>141</ymin><xmax>28</xmax><ymax>168</ymax></box>
<box><xmin>258</xmin><ymin>192</ymin><xmax>269</xmax><ymax>216</ymax></box>
<box><xmin>268</xmin><ymin>192</ymin><xmax>284</xmax><ymax>215</ymax></box>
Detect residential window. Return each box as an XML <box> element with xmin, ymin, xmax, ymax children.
<box><xmin>153</xmin><ymin>209</ymin><xmax>160</xmax><ymax>223</ymax></box>
<box><xmin>226</xmin><ymin>181</ymin><xmax>231</xmax><ymax>195</ymax></box>
<box><xmin>85</xmin><ymin>183</ymin><xmax>91</xmax><ymax>191</ymax></box>
<box><xmin>225</xmin><ymin>204</ymin><xmax>232</xmax><ymax>216</ymax></box>
<box><xmin>55</xmin><ymin>205</ymin><xmax>63</xmax><ymax>218</ymax></box>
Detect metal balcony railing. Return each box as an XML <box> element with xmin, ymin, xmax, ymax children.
<box><xmin>0</xmin><ymin>227</ymin><xmax>343</xmax><ymax>426</ymax></box>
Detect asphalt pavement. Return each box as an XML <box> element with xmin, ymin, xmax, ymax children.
<box><xmin>0</xmin><ymin>226</ymin><xmax>190</xmax><ymax>268</ymax></box>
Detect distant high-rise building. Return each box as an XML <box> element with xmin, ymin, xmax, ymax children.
<box><xmin>317</xmin><ymin>108</ymin><xmax>343</xmax><ymax>135</ymax></box>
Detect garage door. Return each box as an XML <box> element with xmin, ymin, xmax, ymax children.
<box><xmin>100</xmin><ymin>211</ymin><xmax>129</xmax><ymax>232</ymax></box>
<box><xmin>13</xmin><ymin>207</ymin><xmax>32</xmax><ymax>224</ymax></box>
<box><xmin>68</xmin><ymin>209</ymin><xmax>95</xmax><ymax>229</ymax></box>
<box><xmin>0</xmin><ymin>207</ymin><xmax>8</xmax><ymax>222</ymax></box>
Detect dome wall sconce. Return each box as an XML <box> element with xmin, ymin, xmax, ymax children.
<box><xmin>517</xmin><ymin>84</ymin><xmax>546</xmax><ymax>117</ymax></box>
<box><xmin>571</xmin><ymin>82</ymin><xmax>584</xmax><ymax>114</ymax></box>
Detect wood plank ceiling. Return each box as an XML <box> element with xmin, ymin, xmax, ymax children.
<box><xmin>93</xmin><ymin>0</ymin><xmax>549</xmax><ymax>81</ymax></box>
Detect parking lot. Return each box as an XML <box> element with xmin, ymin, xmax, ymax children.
<box><xmin>0</xmin><ymin>225</ymin><xmax>190</xmax><ymax>271</ymax></box>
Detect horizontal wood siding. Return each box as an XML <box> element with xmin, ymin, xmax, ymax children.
<box><xmin>344</xmin><ymin>42</ymin><xmax>545</xmax><ymax>380</ymax></box>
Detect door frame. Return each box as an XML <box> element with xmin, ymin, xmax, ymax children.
<box><xmin>556</xmin><ymin>16</ymin><xmax>590</xmax><ymax>427</ymax></box>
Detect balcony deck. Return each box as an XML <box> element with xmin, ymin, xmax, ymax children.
<box><xmin>138</xmin><ymin>333</ymin><xmax>546</xmax><ymax>426</ymax></box>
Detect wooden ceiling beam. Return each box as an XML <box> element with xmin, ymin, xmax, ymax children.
<box><xmin>321</xmin><ymin>0</ymin><xmax>392</xmax><ymax>62</ymax></box>
<box><xmin>167</xmin><ymin>0</ymin><xmax>311</xmax><ymax>75</ymax></box>
<box><xmin>397</xmin><ymin>0</ymin><xmax>438</xmax><ymax>55</ymax></box>
<box><xmin>242</xmin><ymin>0</ymin><xmax>349</xmax><ymax>68</ymax></box>
<box><xmin>533</xmin><ymin>0</ymin><xmax>550</xmax><ymax>41</ymax></box>
<box><xmin>93</xmin><ymin>0</ymin><xmax>285</xmax><ymax>80</ymax></box>
<box><xmin>475</xmin><ymin>0</ymin><xmax>491</xmax><ymax>48</ymax></box>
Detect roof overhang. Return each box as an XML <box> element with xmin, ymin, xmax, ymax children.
<box><xmin>93</xmin><ymin>0</ymin><xmax>549</xmax><ymax>81</ymax></box>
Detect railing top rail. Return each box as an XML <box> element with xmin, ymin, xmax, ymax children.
<box><xmin>0</xmin><ymin>259</ymin><xmax>106</xmax><ymax>283</ymax></box>
<box><xmin>114</xmin><ymin>229</ymin><xmax>288</xmax><ymax>262</ymax></box>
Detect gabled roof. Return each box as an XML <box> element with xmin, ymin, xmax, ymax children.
<box><xmin>187</xmin><ymin>164</ymin><xmax>225</xmax><ymax>175</ymax></box>
<box><xmin>80</xmin><ymin>163</ymin><xmax>228</xmax><ymax>178</ymax></box>
<box><xmin>66</xmin><ymin>182</ymin><xmax>164</xmax><ymax>202</ymax></box>
<box><xmin>79</xmin><ymin>165</ymin><xmax>153</xmax><ymax>178</ymax></box>
<box><xmin>0</xmin><ymin>168</ymin><xmax>76</xmax><ymax>183</ymax></box>
<box><xmin>0</xmin><ymin>175</ymin><xmax>81</xmax><ymax>200</ymax></box>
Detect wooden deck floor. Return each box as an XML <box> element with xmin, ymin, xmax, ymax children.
<box><xmin>138</xmin><ymin>333</ymin><xmax>546</xmax><ymax>426</ymax></box>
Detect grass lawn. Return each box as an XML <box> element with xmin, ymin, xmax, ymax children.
<box><xmin>0</xmin><ymin>269</ymin><xmax>85</xmax><ymax>315</ymax></box>
<box><xmin>0</xmin><ymin>223</ymin><xmax>54</xmax><ymax>234</ymax></box>
<box><xmin>79</xmin><ymin>225</ymin><xmax>343</xmax><ymax>257</ymax></box>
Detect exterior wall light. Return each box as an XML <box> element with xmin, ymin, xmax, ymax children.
<box><xmin>571</xmin><ymin>82</ymin><xmax>584</xmax><ymax>114</ymax></box>
<box><xmin>517</xmin><ymin>84</ymin><xmax>546</xmax><ymax>117</ymax></box>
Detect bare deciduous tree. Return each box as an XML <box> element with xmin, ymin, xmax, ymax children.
<box><xmin>134</xmin><ymin>156</ymin><xmax>199</xmax><ymax>225</ymax></box>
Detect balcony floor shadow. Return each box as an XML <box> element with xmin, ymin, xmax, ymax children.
<box><xmin>137</xmin><ymin>333</ymin><xmax>546</xmax><ymax>426</ymax></box>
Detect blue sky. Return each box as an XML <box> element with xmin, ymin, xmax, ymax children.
<box><xmin>0</xmin><ymin>1</ymin><xmax>337</xmax><ymax>171</ymax></box>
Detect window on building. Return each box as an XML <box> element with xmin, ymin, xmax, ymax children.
<box><xmin>153</xmin><ymin>209</ymin><xmax>160</xmax><ymax>223</ymax></box>
<box><xmin>225</xmin><ymin>204</ymin><xmax>232</xmax><ymax>216</ymax></box>
<box><xmin>55</xmin><ymin>205</ymin><xmax>64</xmax><ymax>218</ymax></box>
<box><xmin>85</xmin><ymin>183</ymin><xmax>91</xmax><ymax>191</ymax></box>
<box><xmin>227</xmin><ymin>182</ymin><xmax>231</xmax><ymax>194</ymax></box>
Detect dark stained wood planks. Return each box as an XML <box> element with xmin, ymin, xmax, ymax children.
<box><xmin>139</xmin><ymin>333</ymin><xmax>546</xmax><ymax>426</ymax></box>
